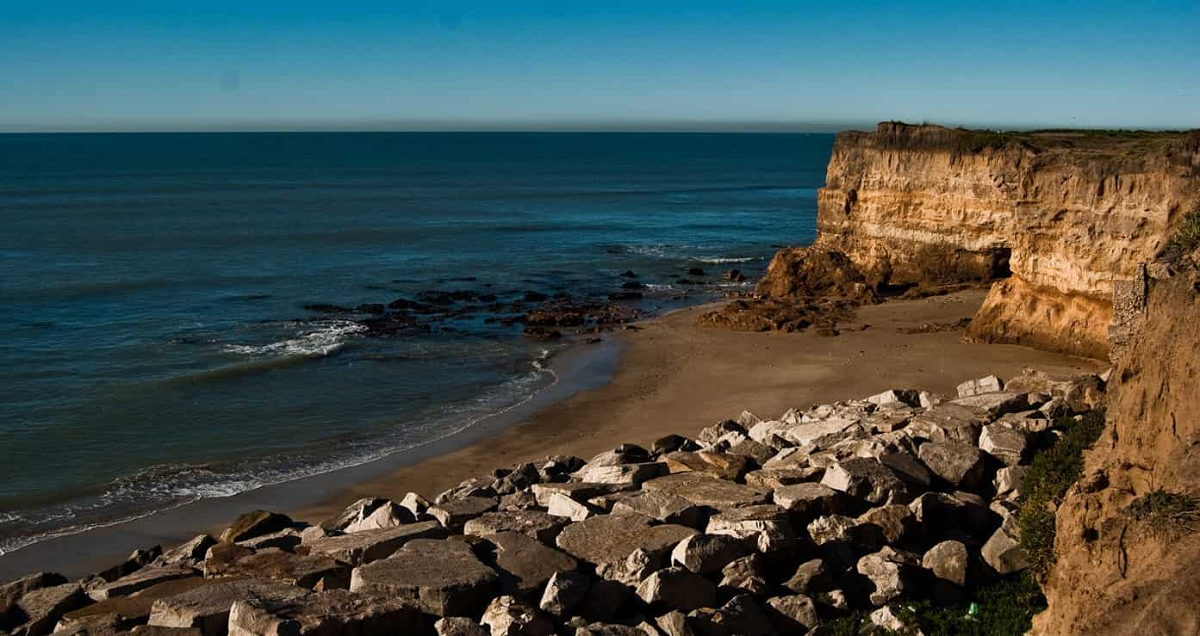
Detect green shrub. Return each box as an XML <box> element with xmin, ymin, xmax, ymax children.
<box><xmin>1017</xmin><ymin>410</ymin><xmax>1107</xmax><ymax>579</ymax></box>
<box><xmin>1168</xmin><ymin>207</ymin><xmax>1200</xmax><ymax>253</ymax></box>
<box><xmin>897</xmin><ymin>573</ymin><xmax>1048</xmax><ymax>636</ymax></box>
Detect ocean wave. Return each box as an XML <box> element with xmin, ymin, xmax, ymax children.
<box><xmin>223</xmin><ymin>321</ymin><xmax>366</xmax><ymax>358</ymax></box>
<box><xmin>694</xmin><ymin>256</ymin><xmax>758</xmax><ymax>264</ymax></box>
<box><xmin>0</xmin><ymin>356</ymin><xmax>559</xmax><ymax>557</ymax></box>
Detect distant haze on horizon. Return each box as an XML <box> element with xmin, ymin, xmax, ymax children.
<box><xmin>2</xmin><ymin>1</ymin><xmax>1197</xmax><ymax>133</ymax></box>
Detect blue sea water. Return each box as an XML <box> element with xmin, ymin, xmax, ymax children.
<box><xmin>0</xmin><ymin>132</ymin><xmax>833</xmax><ymax>554</ymax></box>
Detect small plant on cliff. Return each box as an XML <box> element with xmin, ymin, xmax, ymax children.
<box><xmin>896</xmin><ymin>572</ymin><xmax>1048</xmax><ymax>636</ymax></box>
<box><xmin>1018</xmin><ymin>410</ymin><xmax>1107</xmax><ymax>580</ymax></box>
<box><xmin>1124</xmin><ymin>489</ymin><xmax>1200</xmax><ymax>534</ymax></box>
<box><xmin>1168</xmin><ymin>206</ymin><xmax>1200</xmax><ymax>253</ymax></box>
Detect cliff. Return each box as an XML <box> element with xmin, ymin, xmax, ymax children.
<box><xmin>758</xmin><ymin>122</ymin><xmax>1200</xmax><ymax>358</ymax></box>
<box><xmin>1033</xmin><ymin>251</ymin><xmax>1200</xmax><ymax>635</ymax></box>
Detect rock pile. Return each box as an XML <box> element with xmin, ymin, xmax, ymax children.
<box><xmin>0</xmin><ymin>369</ymin><xmax>1105</xmax><ymax>636</ymax></box>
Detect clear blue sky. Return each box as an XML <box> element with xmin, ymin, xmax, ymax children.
<box><xmin>2</xmin><ymin>1</ymin><xmax>1196</xmax><ymax>132</ymax></box>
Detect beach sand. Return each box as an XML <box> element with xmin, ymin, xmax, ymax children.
<box><xmin>293</xmin><ymin>288</ymin><xmax>1104</xmax><ymax>523</ymax></box>
<box><xmin>0</xmin><ymin>289</ymin><xmax>1104</xmax><ymax>581</ymax></box>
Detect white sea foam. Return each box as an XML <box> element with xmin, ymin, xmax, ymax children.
<box><xmin>223</xmin><ymin>321</ymin><xmax>366</xmax><ymax>358</ymax></box>
<box><xmin>696</xmin><ymin>256</ymin><xmax>758</xmax><ymax>264</ymax></box>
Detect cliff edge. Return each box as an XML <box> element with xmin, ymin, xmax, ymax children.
<box><xmin>757</xmin><ymin>122</ymin><xmax>1200</xmax><ymax>358</ymax></box>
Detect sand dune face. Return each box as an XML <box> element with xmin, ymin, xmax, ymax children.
<box><xmin>758</xmin><ymin>122</ymin><xmax>1200</xmax><ymax>358</ymax></box>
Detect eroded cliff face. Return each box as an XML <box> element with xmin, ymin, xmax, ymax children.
<box><xmin>1033</xmin><ymin>256</ymin><xmax>1200</xmax><ymax>635</ymax></box>
<box><xmin>758</xmin><ymin>123</ymin><xmax>1200</xmax><ymax>358</ymax></box>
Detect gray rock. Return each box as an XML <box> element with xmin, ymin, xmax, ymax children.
<box><xmin>979</xmin><ymin>423</ymin><xmax>1028</xmax><ymax>466</ymax></box>
<box><xmin>611</xmin><ymin>491</ymin><xmax>704</xmax><ymax>528</ymax></box>
<box><xmin>635</xmin><ymin>567</ymin><xmax>716</xmax><ymax>612</ymax></box>
<box><xmin>161</xmin><ymin>536</ymin><xmax>217</xmax><ymax>566</ymax></box>
<box><xmin>773</xmin><ymin>483</ymin><xmax>850</xmax><ymax>521</ymax></box>
<box><xmin>820</xmin><ymin>458</ymin><xmax>909</xmax><ymax>505</ymax></box>
<box><xmin>950</xmin><ymin>392</ymin><xmax>1030</xmax><ymax>417</ymax></box>
<box><xmin>905</xmin><ymin>403</ymin><xmax>988</xmax><ymax>445</ymax></box>
<box><xmin>857</xmin><ymin>550</ymin><xmax>915</xmax><ymax>606</ymax></box>
<box><xmin>350</xmin><ymin>539</ymin><xmax>499</xmax><ymax>616</ymax></box>
<box><xmin>547</xmin><ymin>493</ymin><xmax>597</xmax><ymax>521</ymax></box>
<box><xmin>704</xmin><ymin>505</ymin><xmax>795</xmax><ymax>554</ymax></box>
<box><xmin>1</xmin><ymin>572</ymin><xmax>68</xmax><ymax>619</ymax></box>
<box><xmin>480</xmin><ymin>595</ymin><xmax>554</xmax><ymax>636</ymax></box>
<box><xmin>538</xmin><ymin>571</ymin><xmax>590</xmax><ymax>618</ymax></box>
<box><xmin>806</xmin><ymin>515</ymin><xmax>885</xmax><ymax>555</ymax></box>
<box><xmin>464</xmin><ymin>510</ymin><xmax>568</xmax><ymax>544</ymax></box>
<box><xmin>236</xmin><ymin>530</ymin><xmax>302</xmax><ymax>553</ymax></box>
<box><xmin>858</xmin><ymin>505</ymin><xmax>916</xmax><ymax>544</ymax></box>
<box><xmin>669</xmin><ymin>534</ymin><xmax>746</xmax><ymax>574</ymax></box>
<box><xmin>878</xmin><ymin>451</ymin><xmax>933</xmax><ymax>487</ymax></box>
<box><xmin>435</xmin><ymin>617</ymin><xmax>490</xmax><ymax>636</ymax></box>
<box><xmin>727</xmin><ymin>439</ymin><xmax>777</xmax><ymax>465</ymax></box>
<box><xmin>203</xmin><ymin>550</ymin><xmax>350</xmax><ymax>590</ymax></box>
<box><xmin>865</xmin><ymin>389</ymin><xmax>921</xmax><ymax>409</ymax></box>
<box><xmin>642</xmin><ymin>473</ymin><xmax>771</xmax><ymax>509</ymax></box>
<box><xmin>764</xmin><ymin>594</ymin><xmax>819</xmax><ymax>634</ymax></box>
<box><xmin>917</xmin><ymin>442</ymin><xmax>987</xmax><ymax>490</ymax></box>
<box><xmin>88</xmin><ymin>565</ymin><xmax>197</xmax><ymax>601</ymax></box>
<box><xmin>782</xmin><ymin>559</ymin><xmax>831</xmax><ymax>595</ymax></box>
<box><xmin>981</xmin><ymin>514</ymin><xmax>1029</xmax><ymax>574</ymax></box>
<box><xmin>148</xmin><ymin>579</ymin><xmax>307</xmax><ymax>636</ymax></box>
<box><xmin>743</xmin><ymin>467</ymin><xmax>823</xmax><ymax>490</ymax></box>
<box><xmin>429</xmin><ymin>496</ymin><xmax>499</xmax><ymax>528</ymax></box>
<box><xmin>486</xmin><ymin>531</ymin><xmax>579</xmax><ymax>597</ymax></box>
<box><xmin>662</xmin><ymin>452</ymin><xmax>749</xmax><ymax>481</ymax></box>
<box><xmin>869</xmin><ymin>606</ymin><xmax>907</xmax><ymax>633</ymax></box>
<box><xmin>956</xmin><ymin>375</ymin><xmax>1004</xmax><ymax>397</ymax></box>
<box><xmin>922</xmin><ymin>539</ymin><xmax>969</xmax><ymax>587</ymax></box>
<box><xmin>322</xmin><ymin>498</ymin><xmax>388</xmax><ymax>532</ymax></box>
<box><xmin>300</xmin><ymin>520</ymin><xmax>447</xmax><ymax>566</ymax></box>
<box><xmin>435</xmin><ymin>477</ymin><xmax>496</xmax><ymax>504</ymax></box>
<box><xmin>573</xmin><ymin>462</ymin><xmax>668</xmax><ymax>487</ymax></box>
<box><xmin>219</xmin><ymin>511</ymin><xmax>293</xmax><ymax>544</ymax></box>
<box><xmin>226</xmin><ymin>589</ymin><xmax>424</xmax><ymax>636</ymax></box>
<box><xmin>655</xmin><ymin>611</ymin><xmax>695</xmax><ymax>636</ymax></box>
<box><xmin>994</xmin><ymin>465</ymin><xmax>1031</xmax><ymax>497</ymax></box>
<box><xmin>7</xmin><ymin>583</ymin><xmax>85</xmax><ymax>636</ymax></box>
<box><xmin>718</xmin><ymin>554</ymin><xmax>770</xmax><ymax>597</ymax></box>
<box><xmin>398</xmin><ymin>492</ymin><xmax>431</xmax><ymax>517</ymax></box>
<box><xmin>342</xmin><ymin>502</ymin><xmax>415</xmax><ymax>534</ymax></box>
<box><xmin>531</xmin><ymin>483</ymin><xmax>625</xmax><ymax>508</ymax></box>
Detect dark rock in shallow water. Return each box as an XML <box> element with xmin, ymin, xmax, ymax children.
<box><xmin>620</xmin><ymin>281</ymin><xmax>645</xmax><ymax>290</ymax></box>
<box><xmin>619</xmin><ymin>270</ymin><xmax>638</xmax><ymax>278</ymax></box>
<box><xmin>301</xmin><ymin>303</ymin><xmax>354</xmax><ymax>313</ymax></box>
<box><xmin>607</xmin><ymin>292</ymin><xmax>643</xmax><ymax>301</ymax></box>
<box><xmin>356</xmin><ymin>303</ymin><xmax>385</xmax><ymax>314</ymax></box>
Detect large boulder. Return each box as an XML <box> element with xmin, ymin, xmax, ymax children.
<box><xmin>203</xmin><ymin>550</ymin><xmax>350</xmax><ymax>590</ymax></box>
<box><xmin>978</xmin><ymin>423</ymin><xmax>1029</xmax><ymax>466</ymax></box>
<box><xmin>464</xmin><ymin>510</ymin><xmax>568</xmax><ymax>544</ymax></box>
<box><xmin>635</xmin><ymin>567</ymin><xmax>716</xmax><ymax>612</ymax></box>
<box><xmin>88</xmin><ymin>565</ymin><xmax>197</xmax><ymax>601</ymax></box>
<box><xmin>555</xmin><ymin>514</ymin><xmax>696</xmax><ymax>576</ymax></box>
<box><xmin>662</xmin><ymin>452</ymin><xmax>749</xmax><ymax>481</ymax></box>
<box><xmin>485</xmin><ymin>531</ymin><xmax>579</xmax><ymax>597</ymax></box>
<box><xmin>743</xmin><ymin>467</ymin><xmax>823</xmax><ymax>490</ymax></box>
<box><xmin>219</xmin><ymin>511</ymin><xmax>293</xmax><ymax>544</ymax></box>
<box><xmin>572</xmin><ymin>462</ymin><xmax>668</xmax><ymax>487</ymax></box>
<box><xmin>981</xmin><ymin>513</ymin><xmax>1029</xmax><ymax>575</ymax></box>
<box><xmin>917</xmin><ymin>442</ymin><xmax>988</xmax><ymax>490</ymax></box>
<box><xmin>773</xmin><ymin>482</ymin><xmax>850</xmax><ymax>521</ymax></box>
<box><xmin>922</xmin><ymin>539</ymin><xmax>970</xmax><ymax>599</ymax></box>
<box><xmin>148</xmin><ymin>579</ymin><xmax>308</xmax><ymax>636</ymax></box>
<box><xmin>610</xmin><ymin>491</ymin><xmax>704</xmax><ymax>528</ymax></box>
<box><xmin>718</xmin><ymin>554</ymin><xmax>770</xmax><ymax>597</ymax></box>
<box><xmin>764</xmin><ymin>594</ymin><xmax>819</xmax><ymax>634</ymax></box>
<box><xmin>704</xmin><ymin>505</ymin><xmax>796</xmax><ymax>555</ymax></box>
<box><xmin>956</xmin><ymin>375</ymin><xmax>1004</xmax><ymax>397</ymax></box>
<box><xmin>429</xmin><ymin>497</ymin><xmax>499</xmax><ymax>528</ymax></box>
<box><xmin>670</xmin><ymin>534</ymin><xmax>747</xmax><ymax>574</ymax></box>
<box><xmin>950</xmin><ymin>392</ymin><xmax>1031</xmax><ymax>417</ymax></box>
<box><xmin>641</xmin><ymin>474</ymin><xmax>771</xmax><ymax>509</ymax></box>
<box><xmin>350</xmin><ymin>539</ymin><xmax>499</xmax><ymax>617</ymax></box>
<box><xmin>858</xmin><ymin>505</ymin><xmax>916</xmax><ymax>544</ymax></box>
<box><xmin>5</xmin><ymin>583</ymin><xmax>86</xmax><ymax>636</ymax></box>
<box><xmin>538</xmin><ymin>571</ymin><xmax>590</xmax><ymax>618</ymax></box>
<box><xmin>226</xmin><ymin>589</ymin><xmax>424</xmax><ymax>636</ymax></box>
<box><xmin>905</xmin><ymin>403</ymin><xmax>988</xmax><ymax>445</ymax></box>
<box><xmin>300</xmin><ymin>521</ymin><xmax>446</xmax><ymax>566</ymax></box>
<box><xmin>820</xmin><ymin>458</ymin><xmax>909</xmax><ymax>505</ymax></box>
<box><xmin>857</xmin><ymin>548</ymin><xmax>919</xmax><ymax>606</ymax></box>
<box><xmin>530</xmin><ymin>483</ymin><xmax>624</xmax><ymax>508</ymax></box>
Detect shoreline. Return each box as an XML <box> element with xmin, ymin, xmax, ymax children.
<box><xmin>0</xmin><ymin>290</ymin><xmax>1104</xmax><ymax>581</ymax></box>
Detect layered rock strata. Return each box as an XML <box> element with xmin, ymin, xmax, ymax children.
<box><xmin>754</xmin><ymin>123</ymin><xmax>1200</xmax><ymax>358</ymax></box>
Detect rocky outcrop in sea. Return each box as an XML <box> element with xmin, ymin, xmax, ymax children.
<box><xmin>0</xmin><ymin>369</ymin><xmax>1107</xmax><ymax>636</ymax></box>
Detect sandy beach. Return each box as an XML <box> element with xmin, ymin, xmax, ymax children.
<box><xmin>0</xmin><ymin>288</ymin><xmax>1104</xmax><ymax>581</ymax></box>
<box><xmin>293</xmin><ymin>288</ymin><xmax>1104</xmax><ymax>524</ymax></box>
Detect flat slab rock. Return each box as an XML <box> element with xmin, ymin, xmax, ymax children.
<box><xmin>205</xmin><ymin>550</ymin><xmax>351</xmax><ymax>590</ymax></box>
<box><xmin>88</xmin><ymin>565</ymin><xmax>198</xmax><ymax>601</ymax></box>
<box><xmin>486</xmin><ymin>531</ymin><xmax>580</xmax><ymax>596</ymax></box>
<box><xmin>148</xmin><ymin>579</ymin><xmax>309</xmax><ymax>636</ymax></box>
<box><xmin>640</xmin><ymin>473</ymin><xmax>771</xmax><ymax>509</ymax></box>
<box><xmin>300</xmin><ymin>520</ymin><xmax>446</xmax><ymax>566</ymax></box>
<box><xmin>227</xmin><ymin>589</ymin><xmax>425</xmax><ymax>636</ymax></box>
<box><xmin>555</xmin><ymin>513</ymin><xmax>697</xmax><ymax>567</ymax></box>
<box><xmin>349</xmin><ymin>539</ymin><xmax>499</xmax><ymax>617</ymax></box>
<box><xmin>463</xmin><ymin>510</ymin><xmax>568</xmax><ymax>543</ymax></box>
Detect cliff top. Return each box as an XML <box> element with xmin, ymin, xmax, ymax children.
<box><xmin>842</xmin><ymin>121</ymin><xmax>1200</xmax><ymax>164</ymax></box>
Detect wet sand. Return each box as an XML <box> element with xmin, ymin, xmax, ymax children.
<box><xmin>294</xmin><ymin>288</ymin><xmax>1104</xmax><ymax>523</ymax></box>
<box><xmin>0</xmin><ymin>289</ymin><xmax>1104</xmax><ymax>581</ymax></box>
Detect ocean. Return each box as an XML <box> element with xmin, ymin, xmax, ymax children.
<box><xmin>0</xmin><ymin>132</ymin><xmax>833</xmax><ymax>555</ymax></box>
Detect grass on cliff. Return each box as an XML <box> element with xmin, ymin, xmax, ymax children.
<box><xmin>1168</xmin><ymin>207</ymin><xmax>1200</xmax><ymax>253</ymax></box>
<box><xmin>1018</xmin><ymin>410</ymin><xmax>1107</xmax><ymax>580</ymax></box>
<box><xmin>1124</xmin><ymin>489</ymin><xmax>1200</xmax><ymax>534</ymax></box>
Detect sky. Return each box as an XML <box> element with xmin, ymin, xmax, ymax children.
<box><xmin>1</xmin><ymin>1</ymin><xmax>1197</xmax><ymax>132</ymax></box>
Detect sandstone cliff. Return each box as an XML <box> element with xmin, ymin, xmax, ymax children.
<box><xmin>758</xmin><ymin>123</ymin><xmax>1200</xmax><ymax>358</ymax></box>
<box><xmin>1034</xmin><ymin>253</ymin><xmax>1200</xmax><ymax>635</ymax></box>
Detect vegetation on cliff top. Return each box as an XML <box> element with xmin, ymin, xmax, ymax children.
<box><xmin>1018</xmin><ymin>410</ymin><xmax>1107</xmax><ymax>579</ymax></box>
